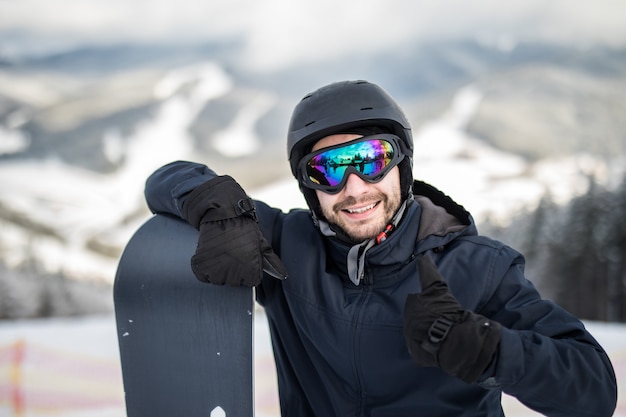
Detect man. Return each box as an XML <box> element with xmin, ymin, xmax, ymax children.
<box><xmin>145</xmin><ymin>80</ymin><xmax>617</xmax><ymax>416</ymax></box>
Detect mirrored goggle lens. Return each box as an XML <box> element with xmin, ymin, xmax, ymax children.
<box><xmin>305</xmin><ymin>138</ymin><xmax>396</xmax><ymax>188</ymax></box>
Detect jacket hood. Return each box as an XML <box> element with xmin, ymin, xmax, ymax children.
<box><xmin>412</xmin><ymin>179</ymin><xmax>473</xmax><ymax>246</ymax></box>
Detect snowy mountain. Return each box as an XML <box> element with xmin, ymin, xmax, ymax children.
<box><xmin>0</xmin><ymin>39</ymin><xmax>625</xmax><ymax>289</ymax></box>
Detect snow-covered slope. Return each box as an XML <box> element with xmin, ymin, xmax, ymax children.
<box><xmin>0</xmin><ymin>62</ymin><xmax>235</xmax><ymax>281</ymax></box>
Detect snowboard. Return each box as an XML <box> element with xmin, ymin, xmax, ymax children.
<box><xmin>114</xmin><ymin>214</ymin><xmax>254</xmax><ymax>417</ymax></box>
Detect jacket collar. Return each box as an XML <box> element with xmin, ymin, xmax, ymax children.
<box><xmin>320</xmin><ymin>180</ymin><xmax>474</xmax><ymax>286</ymax></box>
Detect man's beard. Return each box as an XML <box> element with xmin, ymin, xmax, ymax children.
<box><xmin>322</xmin><ymin>189</ymin><xmax>402</xmax><ymax>243</ymax></box>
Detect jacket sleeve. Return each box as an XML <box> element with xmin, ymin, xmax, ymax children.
<box><xmin>144</xmin><ymin>160</ymin><xmax>218</xmax><ymax>217</ymax></box>
<box><xmin>479</xmin><ymin>252</ymin><xmax>617</xmax><ymax>417</ymax></box>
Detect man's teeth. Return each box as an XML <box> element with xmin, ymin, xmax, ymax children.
<box><xmin>346</xmin><ymin>203</ymin><xmax>376</xmax><ymax>214</ymax></box>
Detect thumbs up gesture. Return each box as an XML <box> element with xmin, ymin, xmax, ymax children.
<box><xmin>403</xmin><ymin>254</ymin><xmax>502</xmax><ymax>383</ymax></box>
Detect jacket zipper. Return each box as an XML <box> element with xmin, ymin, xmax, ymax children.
<box><xmin>352</xmin><ymin>270</ymin><xmax>373</xmax><ymax>416</ymax></box>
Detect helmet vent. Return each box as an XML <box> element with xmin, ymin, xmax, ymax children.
<box><xmin>304</xmin><ymin>121</ymin><xmax>315</xmax><ymax>127</ymax></box>
<box><xmin>360</xmin><ymin>107</ymin><xmax>373</xmax><ymax>111</ymax></box>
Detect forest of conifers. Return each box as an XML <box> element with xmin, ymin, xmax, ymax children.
<box><xmin>485</xmin><ymin>173</ymin><xmax>626</xmax><ymax>322</ymax></box>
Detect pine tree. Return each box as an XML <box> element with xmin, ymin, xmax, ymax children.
<box><xmin>604</xmin><ymin>174</ymin><xmax>626</xmax><ymax>321</ymax></box>
<box><xmin>558</xmin><ymin>177</ymin><xmax>611</xmax><ymax>319</ymax></box>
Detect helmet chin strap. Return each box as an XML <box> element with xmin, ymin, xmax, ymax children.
<box><xmin>377</xmin><ymin>194</ymin><xmax>411</xmax><ymax>244</ymax></box>
<box><xmin>376</xmin><ymin>224</ymin><xmax>395</xmax><ymax>245</ymax></box>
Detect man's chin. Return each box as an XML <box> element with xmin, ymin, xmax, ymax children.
<box><xmin>340</xmin><ymin>222</ymin><xmax>383</xmax><ymax>243</ymax></box>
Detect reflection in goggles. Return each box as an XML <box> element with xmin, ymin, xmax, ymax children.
<box><xmin>306</xmin><ymin>139</ymin><xmax>395</xmax><ymax>187</ymax></box>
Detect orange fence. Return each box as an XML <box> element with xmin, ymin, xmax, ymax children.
<box><xmin>0</xmin><ymin>339</ymin><xmax>124</xmax><ymax>416</ymax></box>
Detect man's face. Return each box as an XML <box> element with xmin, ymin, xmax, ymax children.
<box><xmin>312</xmin><ymin>134</ymin><xmax>402</xmax><ymax>242</ymax></box>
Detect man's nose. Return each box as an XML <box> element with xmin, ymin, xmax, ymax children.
<box><xmin>342</xmin><ymin>173</ymin><xmax>369</xmax><ymax>196</ymax></box>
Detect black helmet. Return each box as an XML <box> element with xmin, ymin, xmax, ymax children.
<box><xmin>287</xmin><ymin>80</ymin><xmax>413</xmax><ymax>178</ymax></box>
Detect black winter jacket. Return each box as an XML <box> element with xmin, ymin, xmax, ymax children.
<box><xmin>145</xmin><ymin>161</ymin><xmax>617</xmax><ymax>417</ymax></box>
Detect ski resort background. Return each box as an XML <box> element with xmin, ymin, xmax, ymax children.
<box><xmin>1</xmin><ymin>76</ymin><xmax>625</xmax><ymax>417</ymax></box>
<box><xmin>1</xmin><ymin>1</ymin><xmax>626</xmax><ymax>415</ymax></box>
<box><xmin>1</xmin><ymin>69</ymin><xmax>625</xmax><ymax>417</ymax></box>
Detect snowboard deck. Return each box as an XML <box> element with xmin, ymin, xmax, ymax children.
<box><xmin>114</xmin><ymin>214</ymin><xmax>254</xmax><ymax>417</ymax></box>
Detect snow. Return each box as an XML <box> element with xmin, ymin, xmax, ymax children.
<box><xmin>0</xmin><ymin>313</ymin><xmax>624</xmax><ymax>417</ymax></box>
<box><xmin>211</xmin><ymin>91</ymin><xmax>276</xmax><ymax>157</ymax></box>
<box><xmin>0</xmin><ymin>124</ymin><xmax>29</xmax><ymax>156</ymax></box>
<box><xmin>410</xmin><ymin>85</ymin><xmax>623</xmax><ymax>225</ymax></box>
<box><xmin>0</xmin><ymin>61</ymin><xmax>233</xmax><ymax>280</ymax></box>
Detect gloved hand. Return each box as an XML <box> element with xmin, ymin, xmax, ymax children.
<box><xmin>403</xmin><ymin>254</ymin><xmax>501</xmax><ymax>383</ymax></box>
<box><xmin>182</xmin><ymin>175</ymin><xmax>288</xmax><ymax>286</ymax></box>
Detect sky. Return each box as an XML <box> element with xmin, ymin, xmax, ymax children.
<box><xmin>1</xmin><ymin>0</ymin><xmax>626</xmax><ymax>70</ymax></box>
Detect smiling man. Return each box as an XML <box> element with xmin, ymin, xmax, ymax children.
<box><xmin>309</xmin><ymin>133</ymin><xmax>402</xmax><ymax>243</ymax></box>
<box><xmin>144</xmin><ymin>80</ymin><xmax>617</xmax><ymax>416</ymax></box>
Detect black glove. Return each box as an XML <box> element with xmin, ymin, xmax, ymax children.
<box><xmin>403</xmin><ymin>254</ymin><xmax>501</xmax><ymax>383</ymax></box>
<box><xmin>182</xmin><ymin>175</ymin><xmax>288</xmax><ymax>286</ymax></box>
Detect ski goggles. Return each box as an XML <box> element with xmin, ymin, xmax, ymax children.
<box><xmin>297</xmin><ymin>134</ymin><xmax>405</xmax><ymax>194</ymax></box>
